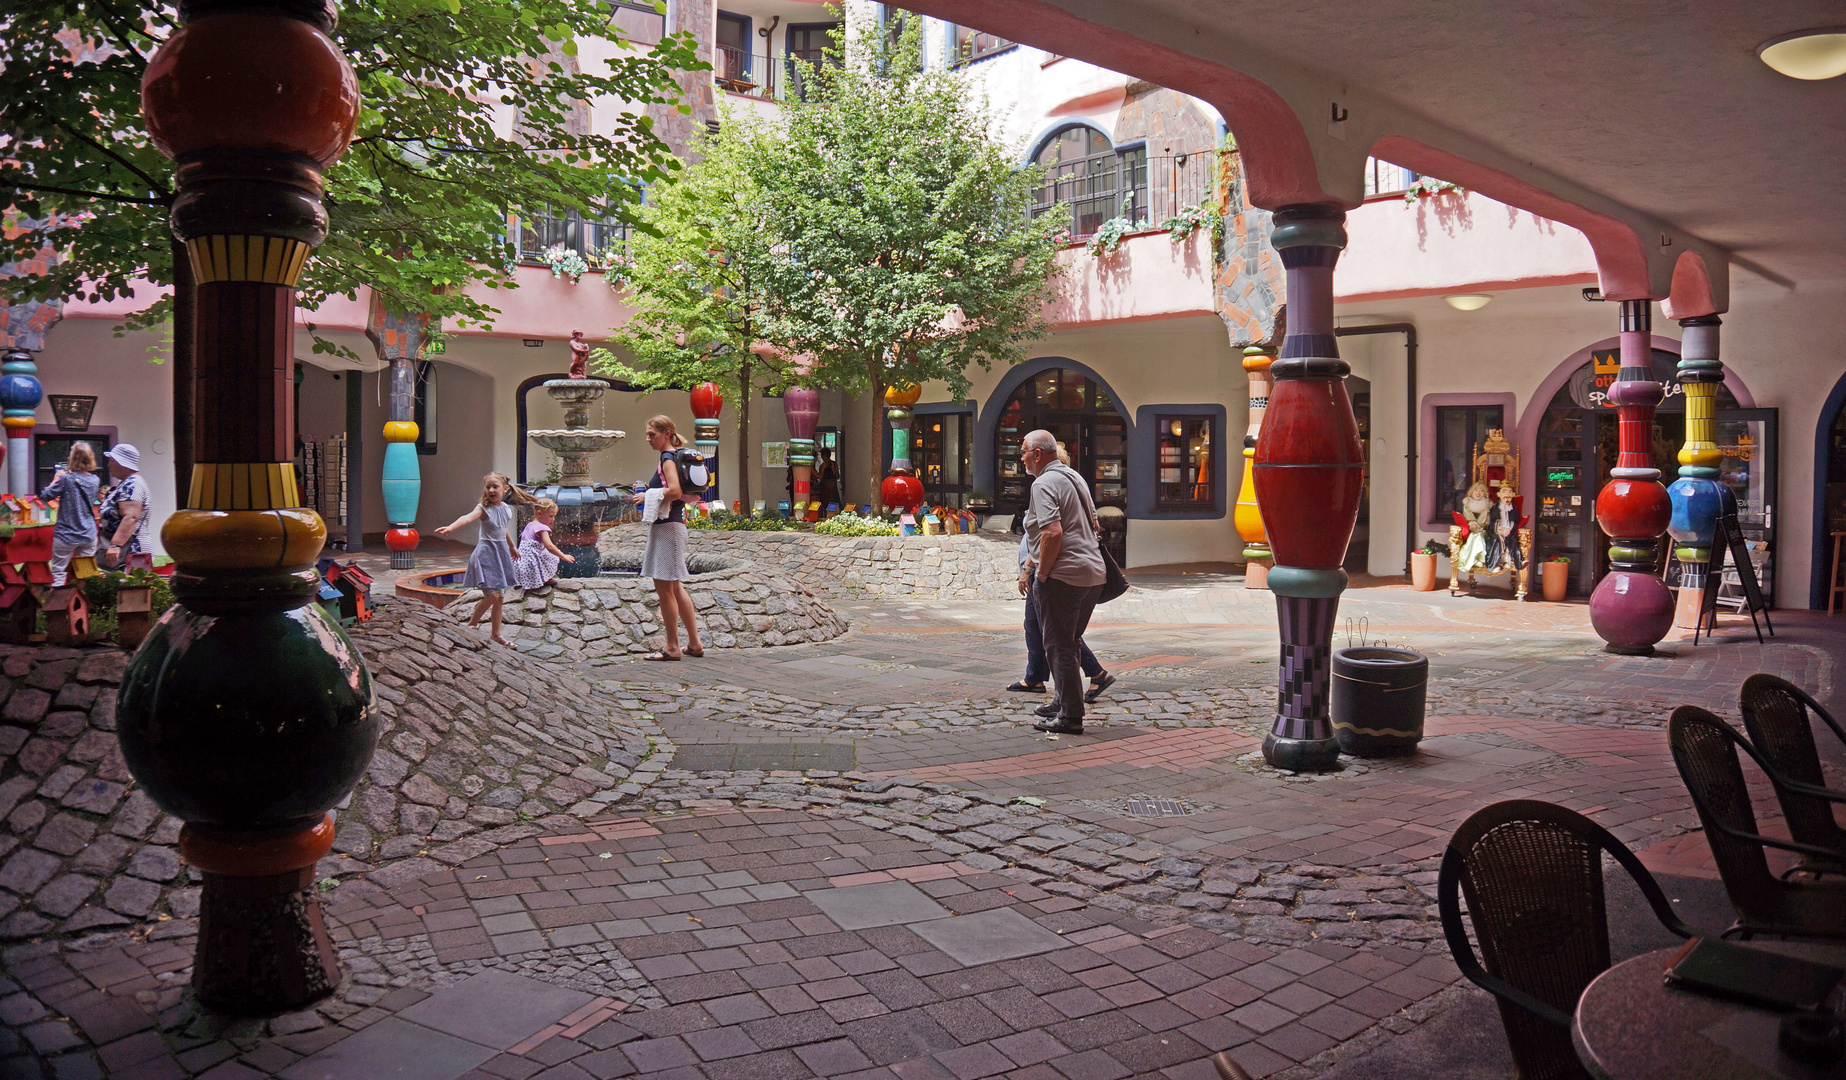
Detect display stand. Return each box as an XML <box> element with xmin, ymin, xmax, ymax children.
<box><xmin>1692</xmin><ymin>510</ymin><xmax>1772</xmax><ymax>645</ymax></box>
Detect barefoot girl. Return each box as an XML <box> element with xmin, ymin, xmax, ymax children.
<box><xmin>436</xmin><ymin>472</ymin><xmax>526</xmax><ymax>645</ymax></box>
<box><xmin>514</xmin><ymin>497</ymin><xmax>575</xmax><ymax>589</ymax></box>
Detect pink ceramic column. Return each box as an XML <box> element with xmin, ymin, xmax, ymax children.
<box><xmin>1588</xmin><ymin>300</ymin><xmax>1675</xmax><ymax>653</ymax></box>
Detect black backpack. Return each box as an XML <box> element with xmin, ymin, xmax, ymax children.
<box><xmin>673</xmin><ymin>447</ymin><xmax>710</xmax><ymax>488</ymax></box>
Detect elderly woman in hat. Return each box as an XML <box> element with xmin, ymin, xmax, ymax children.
<box><xmin>99</xmin><ymin>443</ymin><xmax>152</xmax><ymax>568</ymax></box>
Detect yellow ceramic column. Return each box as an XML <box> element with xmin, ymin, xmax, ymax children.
<box><xmin>1235</xmin><ymin>345</ymin><xmax>1276</xmax><ymax>588</ymax></box>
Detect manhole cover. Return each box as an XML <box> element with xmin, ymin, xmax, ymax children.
<box><xmin>1122</xmin><ymin>797</ymin><xmax>1189</xmax><ymax>817</ymax></box>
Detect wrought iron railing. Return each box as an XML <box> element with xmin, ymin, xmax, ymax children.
<box><xmin>1031</xmin><ymin>150</ymin><xmax>1220</xmax><ymax>239</ymax></box>
<box><xmin>713</xmin><ymin>45</ymin><xmax>836</xmax><ymax>102</ymax></box>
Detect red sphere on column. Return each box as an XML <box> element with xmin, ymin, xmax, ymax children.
<box><xmin>690</xmin><ymin>382</ymin><xmax>724</xmax><ymax>420</ymax></box>
<box><xmin>142</xmin><ymin>13</ymin><xmax>359</xmax><ymax>165</ymax></box>
<box><xmin>1594</xmin><ymin>479</ymin><xmax>1672</xmax><ymax>540</ymax></box>
<box><xmin>385</xmin><ymin>527</ymin><xmax>419</xmax><ymax>553</ymax></box>
<box><xmin>881</xmin><ymin>474</ymin><xmax>924</xmax><ymax>513</ymax></box>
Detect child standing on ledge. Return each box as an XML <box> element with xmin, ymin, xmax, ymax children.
<box><xmin>41</xmin><ymin>441</ymin><xmax>101</xmax><ymax>587</ymax></box>
<box><xmin>436</xmin><ymin>472</ymin><xmax>527</xmax><ymax>645</ymax></box>
<box><xmin>514</xmin><ymin>497</ymin><xmax>575</xmax><ymax>590</ymax></box>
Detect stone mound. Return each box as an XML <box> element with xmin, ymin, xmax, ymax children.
<box><xmin>339</xmin><ymin>602</ymin><xmax>656</xmax><ymax>883</ymax></box>
<box><xmin>597</xmin><ymin>524</ymin><xmax>1021</xmax><ymax>600</ymax></box>
<box><xmin>451</xmin><ymin>564</ymin><xmax>848</xmax><ymax>665</ymax></box>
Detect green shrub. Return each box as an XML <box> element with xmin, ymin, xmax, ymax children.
<box><xmin>815</xmin><ymin>511</ymin><xmax>900</xmax><ymax>537</ymax></box>
<box><xmin>79</xmin><ymin>568</ymin><xmax>174</xmax><ymax>621</ymax></box>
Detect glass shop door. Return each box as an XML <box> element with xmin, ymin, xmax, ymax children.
<box><xmin>1713</xmin><ymin>408</ymin><xmax>1777</xmax><ymax>601</ymax></box>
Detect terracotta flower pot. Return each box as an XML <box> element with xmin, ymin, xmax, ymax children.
<box><xmin>1410</xmin><ymin>551</ymin><xmax>1438</xmax><ymax>592</ymax></box>
<box><xmin>1542</xmin><ymin>560</ymin><xmax>1570</xmax><ymax>602</ymax></box>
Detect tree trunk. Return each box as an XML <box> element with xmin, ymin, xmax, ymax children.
<box><xmin>737</xmin><ymin>355</ymin><xmax>752</xmax><ymax>512</ymax></box>
<box><xmin>868</xmin><ymin>373</ymin><xmax>885</xmax><ymax>511</ymax></box>
<box><xmin>170</xmin><ymin>238</ymin><xmax>195</xmax><ymax>499</ymax></box>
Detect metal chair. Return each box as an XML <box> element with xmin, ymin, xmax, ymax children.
<box><xmin>1667</xmin><ymin>706</ymin><xmax>1846</xmax><ymax>939</ymax></box>
<box><xmin>1739</xmin><ymin>674</ymin><xmax>1846</xmax><ymax>878</ymax></box>
<box><xmin>1438</xmin><ymin>799</ymin><xmax>1693</xmax><ymax>1080</ymax></box>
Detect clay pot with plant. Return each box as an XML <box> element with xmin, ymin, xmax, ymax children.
<box><xmin>1542</xmin><ymin>554</ymin><xmax>1571</xmax><ymax>602</ymax></box>
<box><xmin>1410</xmin><ymin>540</ymin><xmax>1444</xmax><ymax>592</ymax></box>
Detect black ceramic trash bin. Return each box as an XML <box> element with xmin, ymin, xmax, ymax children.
<box><xmin>1330</xmin><ymin>646</ymin><xmax>1428</xmax><ymax>756</ymax></box>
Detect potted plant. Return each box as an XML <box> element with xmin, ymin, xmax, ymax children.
<box><xmin>1542</xmin><ymin>554</ymin><xmax>1571</xmax><ymax>601</ymax></box>
<box><xmin>1410</xmin><ymin>540</ymin><xmax>1444</xmax><ymax>592</ymax></box>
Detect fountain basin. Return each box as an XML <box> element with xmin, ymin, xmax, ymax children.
<box><xmin>529</xmin><ymin>429</ymin><xmax>625</xmax><ymax>455</ymax></box>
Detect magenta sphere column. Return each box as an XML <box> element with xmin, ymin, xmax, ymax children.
<box><xmin>1588</xmin><ymin>299</ymin><xmax>1675</xmax><ymax>653</ymax></box>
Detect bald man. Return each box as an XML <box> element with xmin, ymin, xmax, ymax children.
<box><xmin>1019</xmin><ymin>429</ymin><xmax>1107</xmax><ymax>734</ymax></box>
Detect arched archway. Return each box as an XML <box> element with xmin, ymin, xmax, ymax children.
<box><xmin>1028</xmin><ymin>122</ymin><xmax>1146</xmax><ymax>236</ymax></box>
<box><xmin>1811</xmin><ymin>371</ymin><xmax>1846</xmax><ymax>609</ymax></box>
<box><xmin>976</xmin><ymin>357</ymin><xmax>1132</xmax><ymax>516</ymax></box>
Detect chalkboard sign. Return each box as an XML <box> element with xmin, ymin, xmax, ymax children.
<box><xmin>1694</xmin><ymin>507</ymin><xmax>1774</xmax><ymax>645</ymax></box>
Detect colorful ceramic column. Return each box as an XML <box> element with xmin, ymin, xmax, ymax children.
<box><xmin>690</xmin><ymin>381</ymin><xmax>723</xmax><ymax>505</ymax></box>
<box><xmin>365</xmin><ymin>296</ymin><xmax>435</xmax><ymax>570</ymax></box>
<box><xmin>1588</xmin><ymin>300</ymin><xmax>1676</xmax><ymax>653</ymax></box>
<box><xmin>881</xmin><ymin>383</ymin><xmax>924</xmax><ymax>514</ymax></box>
<box><xmin>1234</xmin><ymin>345</ymin><xmax>1276</xmax><ymax>590</ymax></box>
<box><xmin>1668</xmin><ymin>315</ymin><xmax>1723</xmax><ymax>630</ymax></box>
<box><xmin>784</xmin><ymin>386</ymin><xmax>819</xmax><ymax>518</ymax></box>
<box><xmin>1251</xmin><ymin>205</ymin><xmax>1364</xmax><ymax>772</ymax></box>
<box><xmin>120</xmin><ymin>0</ymin><xmax>378</xmax><ymax>1013</ymax></box>
<box><xmin>0</xmin><ymin>223</ymin><xmax>61</xmax><ymax>496</ymax></box>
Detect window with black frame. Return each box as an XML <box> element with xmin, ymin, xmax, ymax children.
<box><xmin>1155</xmin><ymin>415</ymin><xmax>1216</xmax><ymax>510</ymax></box>
<box><xmin>514</xmin><ymin>204</ymin><xmax>632</xmax><ymax>264</ymax></box>
<box><xmin>948</xmin><ymin>23</ymin><xmax>1011</xmax><ymax>65</ymax></box>
<box><xmin>1029</xmin><ymin>126</ymin><xmax>1147</xmax><ymax>237</ymax></box>
<box><xmin>1434</xmin><ymin>404</ymin><xmax>1505</xmax><ymax>520</ymax></box>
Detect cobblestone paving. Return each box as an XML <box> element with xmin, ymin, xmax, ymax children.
<box><xmin>0</xmin><ymin>559</ymin><xmax>1841</xmax><ymax>1079</ymax></box>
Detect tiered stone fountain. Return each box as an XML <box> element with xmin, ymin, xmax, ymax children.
<box><xmin>527</xmin><ymin>377</ymin><xmax>625</xmax><ymax>577</ymax></box>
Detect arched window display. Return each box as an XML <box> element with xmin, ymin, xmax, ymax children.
<box><xmin>994</xmin><ymin>367</ymin><xmax>1127</xmax><ymax>511</ymax></box>
<box><xmin>1029</xmin><ymin>125</ymin><xmax>1148</xmax><ymax>238</ymax></box>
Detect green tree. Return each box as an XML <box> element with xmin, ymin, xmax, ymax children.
<box><xmin>747</xmin><ymin>14</ymin><xmax>1063</xmax><ymax>500</ymax></box>
<box><xmin>591</xmin><ymin>114</ymin><xmax>796</xmax><ymax>512</ymax></box>
<box><xmin>1</xmin><ymin>0</ymin><xmax>697</xmax><ymax>494</ymax></box>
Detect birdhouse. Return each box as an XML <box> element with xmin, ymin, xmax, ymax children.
<box><xmin>0</xmin><ymin>585</ymin><xmax>38</xmax><ymax>644</ymax></box>
<box><xmin>333</xmin><ymin>561</ymin><xmax>375</xmax><ymax>624</ymax></box>
<box><xmin>22</xmin><ymin>562</ymin><xmax>53</xmax><ymax>586</ymax></box>
<box><xmin>115</xmin><ymin>584</ymin><xmax>154</xmax><ymax>650</ymax></box>
<box><xmin>43</xmin><ymin>586</ymin><xmax>89</xmax><ymax>646</ymax></box>
<box><xmin>70</xmin><ymin>555</ymin><xmax>100</xmax><ymax>580</ymax></box>
<box><xmin>124</xmin><ymin>552</ymin><xmax>156</xmax><ymax>573</ymax></box>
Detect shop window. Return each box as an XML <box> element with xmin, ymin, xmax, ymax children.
<box><xmin>916</xmin><ymin>411</ymin><xmax>973</xmax><ymax>507</ymax></box>
<box><xmin>1434</xmin><ymin>404</ymin><xmax>1504</xmax><ymax>520</ymax></box>
<box><xmin>1155</xmin><ymin>415</ymin><xmax>1217</xmax><ymax>511</ymax></box>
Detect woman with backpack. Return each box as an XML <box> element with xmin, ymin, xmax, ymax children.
<box><xmin>631</xmin><ymin>415</ymin><xmax>704</xmax><ymax>661</ymax></box>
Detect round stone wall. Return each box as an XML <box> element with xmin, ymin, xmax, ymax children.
<box><xmin>597</xmin><ymin>524</ymin><xmax>1022</xmax><ymax>600</ymax></box>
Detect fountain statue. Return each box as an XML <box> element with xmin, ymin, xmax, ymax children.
<box><xmin>527</xmin><ymin>336</ymin><xmax>625</xmax><ymax>577</ymax></box>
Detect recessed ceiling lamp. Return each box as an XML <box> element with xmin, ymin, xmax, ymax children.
<box><xmin>1758</xmin><ymin>28</ymin><xmax>1846</xmax><ymax>80</ymax></box>
<box><xmin>1444</xmin><ymin>294</ymin><xmax>1492</xmax><ymax>311</ymax></box>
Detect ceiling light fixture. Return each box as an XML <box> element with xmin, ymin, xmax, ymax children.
<box><xmin>1444</xmin><ymin>294</ymin><xmax>1492</xmax><ymax>311</ymax></box>
<box><xmin>1758</xmin><ymin>27</ymin><xmax>1846</xmax><ymax>80</ymax></box>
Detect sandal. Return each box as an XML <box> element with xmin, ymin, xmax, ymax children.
<box><xmin>1085</xmin><ymin>672</ymin><xmax>1116</xmax><ymax>703</ymax></box>
<box><xmin>642</xmin><ymin>651</ymin><xmax>681</xmax><ymax>662</ymax></box>
<box><xmin>684</xmin><ymin>646</ymin><xmax>705</xmax><ymax>657</ymax></box>
<box><xmin>1006</xmin><ymin>681</ymin><xmax>1047</xmax><ymax>693</ymax></box>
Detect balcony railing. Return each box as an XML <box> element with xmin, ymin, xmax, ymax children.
<box><xmin>713</xmin><ymin>45</ymin><xmax>836</xmax><ymax>102</ymax></box>
<box><xmin>1032</xmin><ymin>151</ymin><xmax>1220</xmax><ymax>239</ymax></box>
<box><xmin>512</xmin><ymin>208</ymin><xmax>631</xmax><ymax>266</ymax></box>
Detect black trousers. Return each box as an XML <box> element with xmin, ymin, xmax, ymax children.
<box><xmin>1033</xmin><ymin>578</ymin><xmax>1102</xmax><ymax>722</ymax></box>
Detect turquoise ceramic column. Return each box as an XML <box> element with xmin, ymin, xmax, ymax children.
<box><xmin>365</xmin><ymin>297</ymin><xmax>435</xmax><ymax>569</ymax></box>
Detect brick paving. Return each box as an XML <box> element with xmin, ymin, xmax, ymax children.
<box><xmin>1</xmin><ymin>561</ymin><xmax>1842</xmax><ymax>1078</ymax></box>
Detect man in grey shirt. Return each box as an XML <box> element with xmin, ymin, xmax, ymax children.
<box><xmin>1019</xmin><ymin>429</ymin><xmax>1106</xmax><ymax>733</ymax></box>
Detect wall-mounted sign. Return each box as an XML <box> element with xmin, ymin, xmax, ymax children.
<box><xmin>1544</xmin><ymin>465</ymin><xmax>1579</xmax><ymax>487</ymax></box>
<box><xmin>762</xmin><ymin>441</ymin><xmax>788</xmax><ymax>468</ymax></box>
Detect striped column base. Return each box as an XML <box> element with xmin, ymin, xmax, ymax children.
<box><xmin>1263</xmin><ymin>592</ymin><xmax>1342</xmax><ymax>772</ymax></box>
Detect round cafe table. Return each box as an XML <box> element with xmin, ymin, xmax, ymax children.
<box><xmin>1573</xmin><ymin>944</ymin><xmax>1846</xmax><ymax>1080</ymax></box>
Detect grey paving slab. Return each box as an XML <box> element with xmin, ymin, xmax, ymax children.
<box><xmin>396</xmin><ymin>969</ymin><xmax>592</xmax><ymax>1050</ymax></box>
<box><xmin>803</xmin><ymin>880</ymin><xmax>952</xmax><ymax>930</ymax></box>
<box><xmin>909</xmin><ymin>906</ymin><xmax>1070</xmax><ymax>965</ymax></box>
<box><xmin>278</xmin><ymin>1018</ymin><xmax>496</xmax><ymax>1080</ymax></box>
